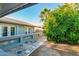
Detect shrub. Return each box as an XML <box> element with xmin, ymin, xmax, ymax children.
<box><xmin>40</xmin><ymin>4</ymin><xmax>79</xmax><ymax>44</ymax></box>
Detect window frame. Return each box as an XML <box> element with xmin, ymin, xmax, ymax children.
<box><xmin>10</xmin><ymin>27</ymin><xmax>16</xmax><ymax>36</ymax></box>
<box><xmin>2</xmin><ymin>26</ymin><xmax>8</xmax><ymax>36</ymax></box>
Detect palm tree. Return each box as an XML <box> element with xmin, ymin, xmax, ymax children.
<box><xmin>40</xmin><ymin>8</ymin><xmax>51</xmax><ymax>21</ymax></box>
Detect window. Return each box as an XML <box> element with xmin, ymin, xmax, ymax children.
<box><xmin>11</xmin><ymin>27</ymin><xmax>15</xmax><ymax>35</ymax></box>
<box><xmin>2</xmin><ymin>26</ymin><xmax>8</xmax><ymax>36</ymax></box>
<box><xmin>25</xmin><ymin>31</ymin><xmax>27</xmax><ymax>34</ymax></box>
<box><xmin>28</xmin><ymin>28</ymin><xmax>31</xmax><ymax>34</ymax></box>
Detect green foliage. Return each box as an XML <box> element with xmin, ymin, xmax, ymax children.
<box><xmin>40</xmin><ymin>3</ymin><xmax>79</xmax><ymax>44</ymax></box>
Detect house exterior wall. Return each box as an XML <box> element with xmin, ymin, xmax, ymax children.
<box><xmin>16</xmin><ymin>25</ymin><xmax>25</xmax><ymax>35</ymax></box>
<box><xmin>27</xmin><ymin>27</ymin><xmax>34</xmax><ymax>34</ymax></box>
<box><xmin>0</xmin><ymin>17</ymin><xmax>38</xmax><ymax>54</ymax></box>
<box><xmin>0</xmin><ymin>23</ymin><xmax>34</xmax><ymax>37</ymax></box>
<box><xmin>0</xmin><ymin>23</ymin><xmax>16</xmax><ymax>37</ymax></box>
<box><xmin>0</xmin><ymin>22</ymin><xmax>35</xmax><ymax>49</ymax></box>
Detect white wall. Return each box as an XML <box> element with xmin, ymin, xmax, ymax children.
<box><xmin>16</xmin><ymin>25</ymin><xmax>34</xmax><ymax>35</ymax></box>
<box><xmin>0</xmin><ymin>23</ymin><xmax>34</xmax><ymax>37</ymax></box>
<box><xmin>0</xmin><ymin>23</ymin><xmax>16</xmax><ymax>37</ymax></box>
<box><xmin>27</xmin><ymin>27</ymin><xmax>34</xmax><ymax>34</ymax></box>
<box><xmin>16</xmin><ymin>25</ymin><xmax>25</xmax><ymax>35</ymax></box>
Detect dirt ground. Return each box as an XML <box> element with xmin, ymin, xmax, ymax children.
<box><xmin>30</xmin><ymin>41</ymin><xmax>79</xmax><ymax>56</ymax></box>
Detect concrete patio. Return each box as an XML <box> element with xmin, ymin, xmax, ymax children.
<box><xmin>30</xmin><ymin>41</ymin><xmax>79</xmax><ymax>56</ymax></box>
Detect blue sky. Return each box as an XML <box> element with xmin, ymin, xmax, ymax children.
<box><xmin>6</xmin><ymin>3</ymin><xmax>63</xmax><ymax>26</ymax></box>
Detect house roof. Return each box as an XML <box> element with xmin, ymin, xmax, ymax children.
<box><xmin>0</xmin><ymin>3</ymin><xmax>37</xmax><ymax>17</ymax></box>
<box><xmin>0</xmin><ymin>17</ymin><xmax>40</xmax><ymax>27</ymax></box>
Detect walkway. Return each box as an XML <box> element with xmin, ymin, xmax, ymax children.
<box><xmin>30</xmin><ymin>41</ymin><xmax>79</xmax><ymax>56</ymax></box>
